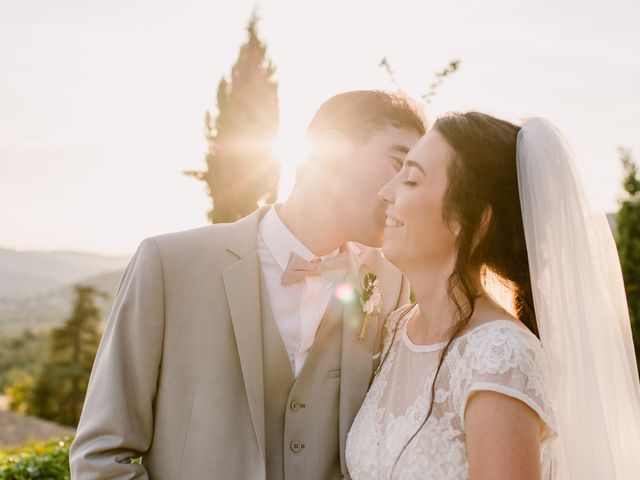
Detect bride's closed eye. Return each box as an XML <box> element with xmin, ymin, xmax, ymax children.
<box><xmin>401</xmin><ymin>165</ymin><xmax>419</xmax><ymax>187</ymax></box>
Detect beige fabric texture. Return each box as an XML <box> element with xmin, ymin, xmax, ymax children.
<box><xmin>70</xmin><ymin>207</ymin><xmax>409</xmax><ymax>479</ymax></box>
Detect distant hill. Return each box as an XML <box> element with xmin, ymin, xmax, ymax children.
<box><xmin>0</xmin><ymin>248</ymin><xmax>130</xmax><ymax>297</ymax></box>
<box><xmin>0</xmin><ymin>269</ymin><xmax>125</xmax><ymax>334</ymax></box>
<box><xmin>0</xmin><ymin>248</ymin><xmax>129</xmax><ymax>333</ymax></box>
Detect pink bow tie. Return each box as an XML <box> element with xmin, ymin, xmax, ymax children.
<box><xmin>281</xmin><ymin>252</ymin><xmax>350</xmax><ymax>286</ymax></box>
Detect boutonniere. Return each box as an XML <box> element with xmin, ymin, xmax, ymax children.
<box><xmin>357</xmin><ymin>271</ymin><xmax>381</xmax><ymax>341</ymax></box>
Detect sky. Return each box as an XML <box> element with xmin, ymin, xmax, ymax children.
<box><xmin>1</xmin><ymin>0</ymin><xmax>638</xmax><ymax>256</ymax></box>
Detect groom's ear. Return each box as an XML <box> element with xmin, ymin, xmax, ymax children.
<box><xmin>295</xmin><ymin>131</ymin><xmax>350</xmax><ymax>187</ymax></box>
<box><xmin>314</xmin><ymin>130</ymin><xmax>350</xmax><ymax>169</ymax></box>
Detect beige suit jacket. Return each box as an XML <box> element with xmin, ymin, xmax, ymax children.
<box><xmin>70</xmin><ymin>206</ymin><xmax>409</xmax><ymax>479</ymax></box>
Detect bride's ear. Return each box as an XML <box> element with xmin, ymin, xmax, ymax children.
<box><xmin>479</xmin><ymin>205</ymin><xmax>493</xmax><ymax>234</ymax></box>
<box><xmin>471</xmin><ymin>205</ymin><xmax>493</xmax><ymax>251</ymax></box>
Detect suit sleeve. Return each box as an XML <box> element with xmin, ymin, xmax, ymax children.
<box><xmin>70</xmin><ymin>238</ymin><xmax>165</xmax><ymax>479</ymax></box>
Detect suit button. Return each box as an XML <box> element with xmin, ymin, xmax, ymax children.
<box><xmin>290</xmin><ymin>399</ymin><xmax>305</xmax><ymax>412</ymax></box>
<box><xmin>290</xmin><ymin>441</ymin><xmax>305</xmax><ymax>453</ymax></box>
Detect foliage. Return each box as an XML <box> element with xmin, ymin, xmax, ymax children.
<box><xmin>185</xmin><ymin>14</ymin><xmax>280</xmax><ymax>223</ymax></box>
<box><xmin>0</xmin><ymin>330</ymin><xmax>49</xmax><ymax>393</ymax></box>
<box><xmin>0</xmin><ymin>437</ymin><xmax>71</xmax><ymax>480</ymax></box>
<box><xmin>25</xmin><ymin>286</ymin><xmax>105</xmax><ymax>426</ymax></box>
<box><xmin>616</xmin><ymin>148</ymin><xmax>640</xmax><ymax>372</ymax></box>
<box><xmin>378</xmin><ymin>57</ymin><xmax>461</xmax><ymax>103</ymax></box>
<box><xmin>378</xmin><ymin>58</ymin><xmax>400</xmax><ymax>89</ymax></box>
<box><xmin>5</xmin><ymin>376</ymin><xmax>33</xmax><ymax>414</ymax></box>
<box><xmin>421</xmin><ymin>60</ymin><xmax>461</xmax><ymax>104</ymax></box>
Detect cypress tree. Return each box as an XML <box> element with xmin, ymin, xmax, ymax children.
<box><xmin>29</xmin><ymin>285</ymin><xmax>105</xmax><ymax>426</ymax></box>
<box><xmin>186</xmin><ymin>14</ymin><xmax>280</xmax><ymax>223</ymax></box>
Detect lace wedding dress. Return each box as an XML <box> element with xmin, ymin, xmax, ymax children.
<box><xmin>346</xmin><ymin>304</ymin><xmax>557</xmax><ymax>480</ymax></box>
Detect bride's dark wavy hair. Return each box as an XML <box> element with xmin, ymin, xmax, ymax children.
<box><xmin>438</xmin><ymin>111</ymin><xmax>538</xmax><ymax>336</ymax></box>
<box><xmin>379</xmin><ymin>111</ymin><xmax>539</xmax><ymax>475</ymax></box>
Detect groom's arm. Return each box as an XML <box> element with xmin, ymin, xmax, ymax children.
<box><xmin>70</xmin><ymin>238</ymin><xmax>165</xmax><ymax>479</ymax></box>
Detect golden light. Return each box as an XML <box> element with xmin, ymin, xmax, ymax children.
<box><xmin>482</xmin><ymin>267</ymin><xmax>517</xmax><ymax>316</ymax></box>
<box><xmin>273</xmin><ymin>124</ymin><xmax>313</xmax><ymax>201</ymax></box>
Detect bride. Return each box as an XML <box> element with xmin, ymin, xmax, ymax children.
<box><xmin>345</xmin><ymin>112</ymin><xmax>640</xmax><ymax>479</ymax></box>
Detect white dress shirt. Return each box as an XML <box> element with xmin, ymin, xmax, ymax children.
<box><xmin>258</xmin><ymin>205</ymin><xmax>353</xmax><ymax>377</ymax></box>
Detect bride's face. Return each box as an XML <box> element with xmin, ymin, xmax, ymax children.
<box><xmin>378</xmin><ymin>130</ymin><xmax>459</xmax><ymax>268</ymax></box>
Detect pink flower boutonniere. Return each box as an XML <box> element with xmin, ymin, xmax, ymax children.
<box><xmin>357</xmin><ymin>272</ymin><xmax>381</xmax><ymax>341</ymax></box>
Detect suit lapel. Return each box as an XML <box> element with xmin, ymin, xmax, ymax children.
<box><xmin>221</xmin><ymin>207</ymin><xmax>270</xmax><ymax>466</ymax></box>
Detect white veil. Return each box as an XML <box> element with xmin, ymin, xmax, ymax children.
<box><xmin>516</xmin><ymin>118</ymin><xmax>640</xmax><ymax>479</ymax></box>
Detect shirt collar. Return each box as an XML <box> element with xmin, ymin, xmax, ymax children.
<box><xmin>259</xmin><ymin>205</ymin><xmax>342</xmax><ymax>271</ymax></box>
<box><xmin>258</xmin><ymin>205</ymin><xmax>369</xmax><ymax>275</ymax></box>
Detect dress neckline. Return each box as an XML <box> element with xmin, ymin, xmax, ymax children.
<box><xmin>400</xmin><ymin>304</ymin><xmax>530</xmax><ymax>353</ymax></box>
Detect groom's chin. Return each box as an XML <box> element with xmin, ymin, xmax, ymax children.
<box><xmin>380</xmin><ymin>243</ymin><xmax>396</xmax><ymax>263</ymax></box>
<box><xmin>353</xmin><ymin>227</ymin><xmax>385</xmax><ymax>249</ymax></box>
<box><xmin>366</xmin><ymin>232</ymin><xmax>385</xmax><ymax>249</ymax></box>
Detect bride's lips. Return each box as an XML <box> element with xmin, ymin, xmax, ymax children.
<box><xmin>385</xmin><ymin>212</ymin><xmax>404</xmax><ymax>228</ymax></box>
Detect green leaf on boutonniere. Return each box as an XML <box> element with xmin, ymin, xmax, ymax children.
<box><xmin>357</xmin><ymin>268</ymin><xmax>382</xmax><ymax>340</ymax></box>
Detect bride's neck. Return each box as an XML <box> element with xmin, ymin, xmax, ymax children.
<box><xmin>406</xmin><ymin>259</ymin><xmax>482</xmax><ymax>344</ymax></box>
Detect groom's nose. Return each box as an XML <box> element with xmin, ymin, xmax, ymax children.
<box><xmin>378</xmin><ymin>178</ymin><xmax>395</xmax><ymax>205</ymax></box>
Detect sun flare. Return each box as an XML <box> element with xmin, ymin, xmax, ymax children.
<box><xmin>273</xmin><ymin>124</ymin><xmax>313</xmax><ymax>201</ymax></box>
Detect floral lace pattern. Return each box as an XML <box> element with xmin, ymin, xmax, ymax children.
<box><xmin>346</xmin><ymin>305</ymin><xmax>557</xmax><ymax>480</ymax></box>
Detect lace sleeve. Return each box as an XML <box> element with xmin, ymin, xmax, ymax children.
<box><xmin>459</xmin><ymin>322</ymin><xmax>558</xmax><ymax>440</ymax></box>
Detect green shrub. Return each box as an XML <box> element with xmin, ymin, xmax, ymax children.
<box><xmin>0</xmin><ymin>437</ymin><xmax>72</xmax><ymax>480</ymax></box>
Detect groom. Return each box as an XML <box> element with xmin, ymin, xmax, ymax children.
<box><xmin>70</xmin><ymin>90</ymin><xmax>425</xmax><ymax>479</ymax></box>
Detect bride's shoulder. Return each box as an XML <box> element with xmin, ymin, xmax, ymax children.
<box><xmin>464</xmin><ymin>319</ymin><xmax>541</xmax><ymax>347</ymax></box>
<box><xmin>461</xmin><ymin>302</ymin><xmax>539</xmax><ymax>348</ymax></box>
<box><xmin>458</xmin><ymin>319</ymin><xmax>546</xmax><ymax>373</ymax></box>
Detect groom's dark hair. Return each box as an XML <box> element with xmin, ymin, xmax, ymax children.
<box><xmin>307</xmin><ymin>90</ymin><xmax>426</xmax><ymax>143</ymax></box>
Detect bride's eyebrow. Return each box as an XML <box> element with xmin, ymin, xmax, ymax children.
<box><xmin>405</xmin><ymin>159</ymin><xmax>426</xmax><ymax>174</ymax></box>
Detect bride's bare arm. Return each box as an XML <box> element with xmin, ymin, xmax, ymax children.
<box><xmin>465</xmin><ymin>390</ymin><xmax>543</xmax><ymax>480</ymax></box>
